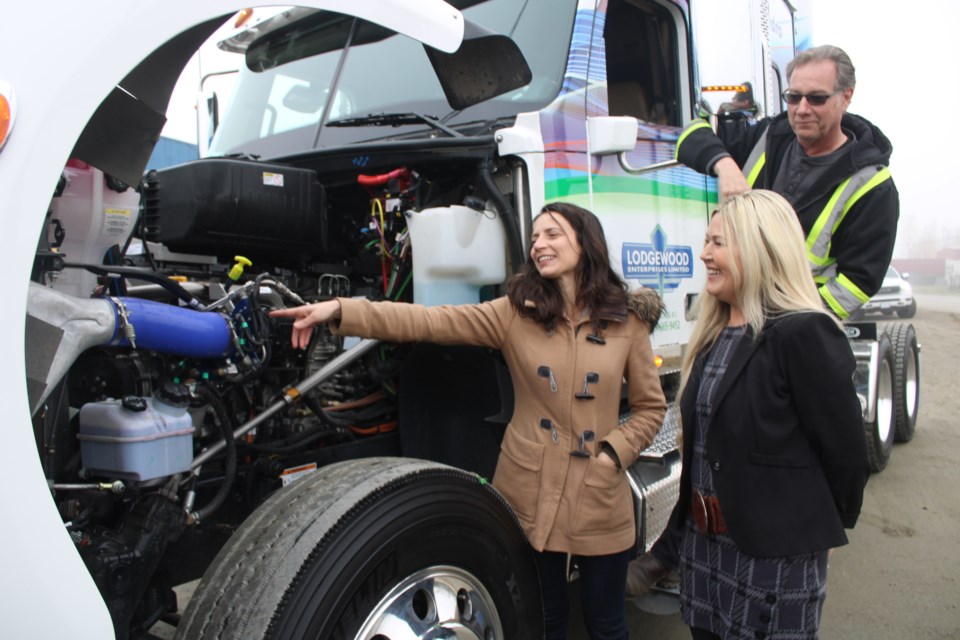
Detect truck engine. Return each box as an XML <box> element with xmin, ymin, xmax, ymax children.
<box><xmin>29</xmin><ymin>150</ymin><xmax>522</xmax><ymax>638</ymax></box>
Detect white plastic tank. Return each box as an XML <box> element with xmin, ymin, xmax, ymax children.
<box><xmin>47</xmin><ymin>159</ymin><xmax>139</xmax><ymax>298</ymax></box>
<box><xmin>405</xmin><ymin>203</ymin><xmax>507</xmax><ymax>306</ymax></box>
<box><xmin>78</xmin><ymin>394</ymin><xmax>195</xmax><ymax>481</ymax></box>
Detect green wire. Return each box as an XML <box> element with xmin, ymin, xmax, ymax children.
<box><xmin>393</xmin><ymin>272</ymin><xmax>413</xmax><ymax>300</ymax></box>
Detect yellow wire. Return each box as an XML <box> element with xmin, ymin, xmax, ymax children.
<box><xmin>371</xmin><ymin>198</ymin><xmax>388</xmax><ymax>252</ymax></box>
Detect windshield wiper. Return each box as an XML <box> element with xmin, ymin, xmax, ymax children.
<box><xmin>326</xmin><ymin>112</ymin><xmax>463</xmax><ymax>138</ymax></box>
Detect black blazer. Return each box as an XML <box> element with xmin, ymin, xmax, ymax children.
<box><xmin>666</xmin><ymin>312</ymin><xmax>870</xmax><ymax>558</ymax></box>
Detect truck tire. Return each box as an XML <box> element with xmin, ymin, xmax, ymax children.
<box><xmin>865</xmin><ymin>333</ymin><xmax>896</xmax><ymax>472</ymax></box>
<box><xmin>896</xmin><ymin>299</ymin><xmax>917</xmax><ymax>318</ymax></box>
<box><xmin>885</xmin><ymin>323</ymin><xmax>920</xmax><ymax>442</ymax></box>
<box><xmin>175</xmin><ymin>457</ymin><xmax>543</xmax><ymax>640</ymax></box>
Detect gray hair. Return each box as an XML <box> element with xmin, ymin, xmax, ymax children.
<box><xmin>787</xmin><ymin>45</ymin><xmax>856</xmax><ymax>92</ymax></box>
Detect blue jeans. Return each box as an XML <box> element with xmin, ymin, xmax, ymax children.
<box><xmin>534</xmin><ymin>548</ymin><xmax>632</xmax><ymax>640</ymax></box>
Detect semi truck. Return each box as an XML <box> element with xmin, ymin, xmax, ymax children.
<box><xmin>0</xmin><ymin>1</ymin><xmax>919</xmax><ymax>638</ymax></box>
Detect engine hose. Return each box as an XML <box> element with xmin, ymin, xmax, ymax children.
<box><xmin>303</xmin><ymin>394</ymin><xmax>352</xmax><ymax>436</ymax></box>
<box><xmin>192</xmin><ymin>383</ymin><xmax>237</xmax><ymax>524</ymax></box>
<box><xmin>244</xmin><ymin>275</ymin><xmax>269</xmax><ymax>347</ymax></box>
<box><xmin>479</xmin><ymin>157</ymin><xmax>524</xmax><ymax>272</ymax></box>
<box><xmin>232</xmin><ymin>339</ymin><xmax>271</xmax><ymax>388</ymax></box>
<box><xmin>237</xmin><ymin>427</ymin><xmax>345</xmax><ymax>455</ymax></box>
<box><xmin>232</xmin><ymin>278</ymin><xmax>272</xmax><ymax>381</ymax></box>
<box><xmin>323</xmin><ymin>389</ymin><xmax>386</xmax><ymax>411</ymax></box>
<box><xmin>70</xmin><ymin>263</ymin><xmax>206</xmax><ymax>310</ymax></box>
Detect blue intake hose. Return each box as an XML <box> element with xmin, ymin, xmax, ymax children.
<box><xmin>108</xmin><ymin>297</ymin><xmax>233</xmax><ymax>358</ymax></box>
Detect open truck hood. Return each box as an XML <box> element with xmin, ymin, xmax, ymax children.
<box><xmin>0</xmin><ymin>3</ymin><xmax>465</xmax><ymax>638</ymax></box>
<box><xmin>71</xmin><ymin>1</ymin><xmax>468</xmax><ymax>186</ymax></box>
<box><xmin>70</xmin><ymin>0</ymin><xmax>530</xmax><ymax>186</ymax></box>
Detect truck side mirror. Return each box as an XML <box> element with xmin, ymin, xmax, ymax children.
<box><xmin>587</xmin><ymin>116</ymin><xmax>638</xmax><ymax>156</ymax></box>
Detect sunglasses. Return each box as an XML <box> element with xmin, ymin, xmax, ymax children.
<box><xmin>781</xmin><ymin>90</ymin><xmax>840</xmax><ymax>106</ymax></box>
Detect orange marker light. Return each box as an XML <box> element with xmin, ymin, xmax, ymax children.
<box><xmin>701</xmin><ymin>85</ymin><xmax>750</xmax><ymax>93</ymax></box>
<box><xmin>654</xmin><ymin>355</ymin><xmax>664</xmax><ymax>368</ymax></box>
<box><xmin>234</xmin><ymin>8</ymin><xmax>254</xmax><ymax>29</ymax></box>
<box><xmin>0</xmin><ymin>83</ymin><xmax>15</xmax><ymax>152</ymax></box>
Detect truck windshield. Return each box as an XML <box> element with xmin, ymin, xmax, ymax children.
<box><xmin>209</xmin><ymin>0</ymin><xmax>577</xmax><ymax>158</ymax></box>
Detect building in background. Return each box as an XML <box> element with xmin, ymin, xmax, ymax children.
<box><xmin>147</xmin><ymin>136</ymin><xmax>199</xmax><ymax>171</ymax></box>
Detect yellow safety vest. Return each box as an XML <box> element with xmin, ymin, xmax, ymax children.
<box><xmin>741</xmin><ymin>130</ymin><xmax>892</xmax><ymax>319</ymax></box>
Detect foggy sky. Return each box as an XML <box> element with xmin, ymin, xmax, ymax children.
<box><xmin>812</xmin><ymin>0</ymin><xmax>960</xmax><ymax>258</ymax></box>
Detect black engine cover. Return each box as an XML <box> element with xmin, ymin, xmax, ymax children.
<box><xmin>142</xmin><ymin>158</ymin><xmax>327</xmax><ymax>265</ymax></box>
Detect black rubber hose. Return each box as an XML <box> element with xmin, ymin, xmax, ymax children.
<box><xmin>69</xmin><ymin>263</ymin><xmax>205</xmax><ymax>309</ymax></box>
<box><xmin>237</xmin><ymin>427</ymin><xmax>344</xmax><ymax>455</ymax></box>
<box><xmin>479</xmin><ymin>157</ymin><xmax>524</xmax><ymax>272</ymax></box>
<box><xmin>193</xmin><ymin>383</ymin><xmax>237</xmax><ymax>524</ymax></box>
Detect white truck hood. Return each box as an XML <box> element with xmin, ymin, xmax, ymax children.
<box><xmin>0</xmin><ymin>3</ymin><xmax>463</xmax><ymax>639</ymax></box>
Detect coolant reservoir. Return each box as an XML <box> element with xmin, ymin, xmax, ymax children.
<box><xmin>405</xmin><ymin>203</ymin><xmax>507</xmax><ymax>306</ymax></box>
<box><xmin>47</xmin><ymin>159</ymin><xmax>139</xmax><ymax>298</ymax></box>
<box><xmin>78</xmin><ymin>388</ymin><xmax>195</xmax><ymax>481</ymax></box>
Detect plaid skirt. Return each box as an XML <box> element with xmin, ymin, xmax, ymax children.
<box><xmin>679</xmin><ymin>519</ymin><xmax>829</xmax><ymax>639</ymax></box>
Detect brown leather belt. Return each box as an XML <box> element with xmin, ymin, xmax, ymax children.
<box><xmin>690</xmin><ymin>489</ymin><xmax>728</xmax><ymax>535</ymax></box>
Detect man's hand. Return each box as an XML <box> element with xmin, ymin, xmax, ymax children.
<box><xmin>625</xmin><ymin>551</ymin><xmax>670</xmax><ymax>598</ymax></box>
<box><xmin>269</xmin><ymin>300</ymin><xmax>342</xmax><ymax>349</ymax></box>
<box><xmin>714</xmin><ymin>156</ymin><xmax>751</xmax><ymax>202</ymax></box>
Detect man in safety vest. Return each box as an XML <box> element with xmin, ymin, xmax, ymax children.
<box><xmin>678</xmin><ymin>44</ymin><xmax>898</xmax><ymax>320</ymax></box>
<box><xmin>627</xmin><ymin>44</ymin><xmax>899</xmax><ymax>598</ymax></box>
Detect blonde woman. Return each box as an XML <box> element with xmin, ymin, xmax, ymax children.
<box><xmin>666</xmin><ymin>190</ymin><xmax>869</xmax><ymax>640</ymax></box>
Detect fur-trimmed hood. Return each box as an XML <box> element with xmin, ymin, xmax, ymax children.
<box><xmin>627</xmin><ymin>288</ymin><xmax>665</xmax><ymax>332</ymax></box>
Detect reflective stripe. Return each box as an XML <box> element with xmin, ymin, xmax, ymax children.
<box><xmin>675</xmin><ymin>120</ymin><xmax>713</xmax><ymax>160</ymax></box>
<box><xmin>836</xmin><ymin>273</ymin><xmax>870</xmax><ymax>303</ymax></box>
<box><xmin>807</xmin><ymin>165</ymin><xmax>891</xmax><ymax>268</ymax></box>
<box><xmin>820</xmin><ymin>274</ymin><xmax>870</xmax><ymax>320</ymax></box>
<box><xmin>843</xmin><ymin>166</ymin><xmax>892</xmax><ymax>213</ymax></box>
<box><xmin>741</xmin><ymin>129</ymin><xmax>769</xmax><ymax>188</ymax></box>
<box><xmin>819</xmin><ymin>284</ymin><xmax>849</xmax><ymax>319</ymax></box>
<box><xmin>808</xmin><ymin>167</ymin><xmax>891</xmax><ymax>317</ymax></box>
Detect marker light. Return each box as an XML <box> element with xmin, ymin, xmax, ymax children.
<box><xmin>234</xmin><ymin>8</ymin><xmax>254</xmax><ymax>29</ymax></box>
<box><xmin>0</xmin><ymin>81</ymin><xmax>15</xmax><ymax>152</ymax></box>
<box><xmin>654</xmin><ymin>355</ymin><xmax>664</xmax><ymax>368</ymax></box>
<box><xmin>701</xmin><ymin>85</ymin><xmax>749</xmax><ymax>93</ymax></box>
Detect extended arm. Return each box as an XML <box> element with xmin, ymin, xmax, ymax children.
<box><xmin>270</xmin><ymin>297</ymin><xmax>514</xmax><ymax>351</ymax></box>
<box><xmin>676</xmin><ymin>118</ymin><xmax>768</xmax><ymax>202</ymax></box>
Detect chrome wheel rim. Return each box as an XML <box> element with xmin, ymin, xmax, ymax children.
<box><xmin>905</xmin><ymin>344</ymin><xmax>919</xmax><ymax>420</ymax></box>
<box><xmin>355</xmin><ymin>565</ymin><xmax>503</xmax><ymax>640</ymax></box>
<box><xmin>877</xmin><ymin>359</ymin><xmax>894</xmax><ymax>443</ymax></box>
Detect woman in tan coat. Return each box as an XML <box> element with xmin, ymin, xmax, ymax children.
<box><xmin>270</xmin><ymin>201</ymin><xmax>667</xmax><ymax>639</ymax></box>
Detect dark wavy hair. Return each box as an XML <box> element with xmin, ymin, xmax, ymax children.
<box><xmin>507</xmin><ymin>202</ymin><xmax>628</xmax><ymax>329</ymax></box>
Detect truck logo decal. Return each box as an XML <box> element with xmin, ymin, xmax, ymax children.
<box><xmin>621</xmin><ymin>225</ymin><xmax>694</xmax><ymax>292</ymax></box>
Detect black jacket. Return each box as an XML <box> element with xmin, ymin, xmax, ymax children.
<box><xmin>677</xmin><ymin>112</ymin><xmax>900</xmax><ymax>307</ymax></box>
<box><xmin>663</xmin><ymin>313</ymin><xmax>870</xmax><ymax>558</ymax></box>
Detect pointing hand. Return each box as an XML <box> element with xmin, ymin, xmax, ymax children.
<box><xmin>269</xmin><ymin>300</ymin><xmax>342</xmax><ymax>349</ymax></box>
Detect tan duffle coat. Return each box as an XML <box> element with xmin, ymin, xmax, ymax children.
<box><xmin>335</xmin><ymin>289</ymin><xmax>666</xmax><ymax>556</ymax></box>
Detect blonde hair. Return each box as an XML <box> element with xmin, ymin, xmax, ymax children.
<box><xmin>679</xmin><ymin>190</ymin><xmax>837</xmax><ymax>393</ymax></box>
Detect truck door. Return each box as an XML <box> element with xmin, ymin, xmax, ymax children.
<box><xmin>586</xmin><ymin>0</ymin><xmax>707</xmax><ymax>350</ymax></box>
